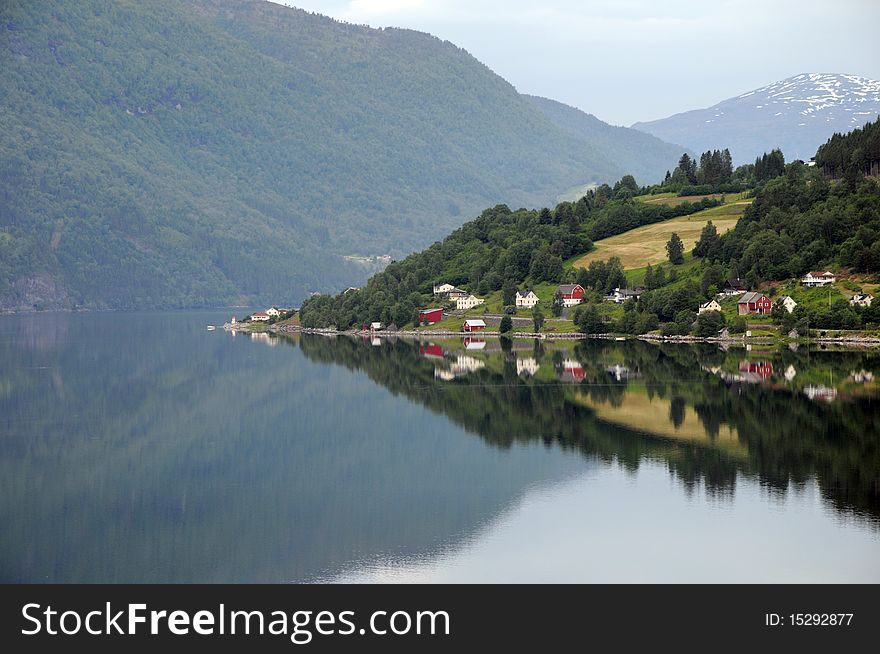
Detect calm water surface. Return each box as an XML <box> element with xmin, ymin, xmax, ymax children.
<box><xmin>1</xmin><ymin>311</ymin><xmax>878</xmax><ymax>582</ymax></box>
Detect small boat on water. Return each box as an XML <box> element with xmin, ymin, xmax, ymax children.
<box><xmin>206</xmin><ymin>325</ymin><xmax>216</xmax><ymax>331</ymax></box>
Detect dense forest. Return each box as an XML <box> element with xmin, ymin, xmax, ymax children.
<box><xmin>815</xmin><ymin>117</ymin><xmax>880</xmax><ymax>178</ymax></box>
<box><xmin>299</xmin><ymin>187</ymin><xmax>720</xmax><ymax>328</ymax></box>
<box><xmin>0</xmin><ymin>0</ymin><xmax>683</xmax><ymax>310</ymax></box>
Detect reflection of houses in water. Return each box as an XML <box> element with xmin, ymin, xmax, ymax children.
<box><xmin>559</xmin><ymin>358</ymin><xmax>585</xmax><ymax>383</ymax></box>
<box><xmin>851</xmin><ymin>370</ymin><xmax>875</xmax><ymax>384</ymax></box>
<box><xmin>738</xmin><ymin>360</ymin><xmax>773</xmax><ymax>383</ymax></box>
<box><xmin>371</xmin><ymin>337</ymin><xmax>382</xmax><ymax>347</ymax></box>
<box><xmin>784</xmin><ymin>364</ymin><xmax>797</xmax><ymax>382</ymax></box>
<box><xmin>516</xmin><ymin>357</ymin><xmax>540</xmax><ymax>377</ymax></box>
<box><xmin>462</xmin><ymin>337</ymin><xmax>486</xmax><ymax>351</ymax></box>
<box><xmin>420</xmin><ymin>344</ymin><xmax>444</xmax><ymax>360</ymax></box>
<box><xmin>605</xmin><ymin>364</ymin><xmax>640</xmax><ymax>382</ymax></box>
<box><xmin>434</xmin><ymin>355</ymin><xmax>485</xmax><ymax>381</ymax></box>
<box><xmin>804</xmin><ymin>385</ymin><xmax>837</xmax><ymax>402</ymax></box>
<box><xmin>250</xmin><ymin>332</ymin><xmax>278</xmax><ymax>346</ymax></box>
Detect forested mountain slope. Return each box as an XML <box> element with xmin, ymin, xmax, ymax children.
<box><xmin>0</xmin><ymin>0</ymin><xmax>681</xmax><ymax>310</ymax></box>
<box><xmin>525</xmin><ymin>95</ymin><xmax>687</xmax><ymax>183</ymax></box>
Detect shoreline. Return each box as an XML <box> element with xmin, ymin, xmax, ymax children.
<box><xmin>225</xmin><ymin>322</ymin><xmax>880</xmax><ymax>347</ymax></box>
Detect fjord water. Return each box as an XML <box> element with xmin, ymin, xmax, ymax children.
<box><xmin>1</xmin><ymin>312</ymin><xmax>878</xmax><ymax>583</ymax></box>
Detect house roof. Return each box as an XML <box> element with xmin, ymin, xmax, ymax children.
<box><xmin>516</xmin><ymin>290</ymin><xmax>536</xmax><ymax>297</ymax></box>
<box><xmin>464</xmin><ymin>319</ymin><xmax>486</xmax><ymax>327</ymax></box>
<box><xmin>852</xmin><ymin>293</ymin><xmax>873</xmax><ymax>300</ymax></box>
<box><xmin>724</xmin><ymin>278</ymin><xmax>746</xmax><ymax>288</ymax></box>
<box><xmin>252</xmin><ymin>311</ymin><xmax>269</xmax><ymax>317</ymax></box>
<box><xmin>738</xmin><ymin>291</ymin><xmax>768</xmax><ymax>303</ymax></box>
<box><xmin>700</xmin><ymin>300</ymin><xmax>718</xmax><ymax>307</ymax></box>
<box><xmin>420</xmin><ymin>307</ymin><xmax>442</xmax><ymax>314</ymax></box>
<box><xmin>558</xmin><ymin>284</ymin><xmax>583</xmax><ymax>294</ymax></box>
<box><xmin>806</xmin><ymin>271</ymin><xmax>835</xmax><ymax>277</ymax></box>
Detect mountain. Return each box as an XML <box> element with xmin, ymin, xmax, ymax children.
<box><xmin>525</xmin><ymin>95</ymin><xmax>686</xmax><ymax>185</ymax></box>
<box><xmin>0</xmin><ymin>0</ymin><xmax>682</xmax><ymax>311</ymax></box>
<box><xmin>632</xmin><ymin>73</ymin><xmax>880</xmax><ymax>164</ymax></box>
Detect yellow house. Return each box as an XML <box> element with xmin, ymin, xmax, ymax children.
<box><xmin>698</xmin><ymin>299</ymin><xmax>722</xmax><ymax>313</ymax></box>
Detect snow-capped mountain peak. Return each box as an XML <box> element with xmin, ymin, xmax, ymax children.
<box><xmin>631</xmin><ymin>73</ymin><xmax>880</xmax><ymax>164</ymax></box>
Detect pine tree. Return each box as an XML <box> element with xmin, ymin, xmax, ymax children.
<box><xmin>666</xmin><ymin>232</ymin><xmax>685</xmax><ymax>264</ymax></box>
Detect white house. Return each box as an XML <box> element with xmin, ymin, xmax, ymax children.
<box><xmin>516</xmin><ymin>357</ymin><xmax>540</xmax><ymax>377</ymax></box>
<box><xmin>698</xmin><ymin>299</ymin><xmax>722</xmax><ymax>314</ymax></box>
<box><xmin>515</xmin><ymin>290</ymin><xmax>540</xmax><ymax>309</ymax></box>
<box><xmin>433</xmin><ymin>283</ymin><xmax>455</xmax><ymax>295</ymax></box>
<box><xmin>605</xmin><ymin>287</ymin><xmax>642</xmax><ymax>304</ymax></box>
<box><xmin>250</xmin><ymin>311</ymin><xmax>270</xmax><ymax>322</ymax></box>
<box><xmin>850</xmin><ymin>293</ymin><xmax>873</xmax><ymax>307</ymax></box>
<box><xmin>370</xmin><ymin>321</ymin><xmax>383</xmax><ymax>331</ymax></box>
<box><xmin>266</xmin><ymin>307</ymin><xmax>283</xmax><ymax>317</ymax></box>
<box><xmin>801</xmin><ymin>271</ymin><xmax>836</xmax><ymax>287</ymax></box>
<box><xmin>777</xmin><ymin>295</ymin><xmax>798</xmax><ymax>313</ymax></box>
<box><xmin>456</xmin><ymin>294</ymin><xmax>486</xmax><ymax>310</ymax></box>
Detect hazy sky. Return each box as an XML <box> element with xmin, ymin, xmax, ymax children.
<box><xmin>274</xmin><ymin>0</ymin><xmax>880</xmax><ymax>126</ymax></box>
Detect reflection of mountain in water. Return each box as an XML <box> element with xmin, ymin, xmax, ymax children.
<box><xmin>298</xmin><ymin>335</ymin><xmax>880</xmax><ymax>527</ymax></box>
<box><xmin>0</xmin><ymin>313</ymin><xmax>586</xmax><ymax>582</ymax></box>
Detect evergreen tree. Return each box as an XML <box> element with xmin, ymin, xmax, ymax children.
<box><xmin>502</xmin><ymin>278</ymin><xmax>517</xmax><ymax>306</ymax></box>
<box><xmin>666</xmin><ymin>232</ymin><xmax>685</xmax><ymax>264</ymax></box>
<box><xmin>532</xmin><ymin>307</ymin><xmax>545</xmax><ymax>333</ymax></box>
<box><xmin>644</xmin><ymin>264</ymin><xmax>655</xmax><ymax>290</ymax></box>
<box><xmin>693</xmin><ymin>220</ymin><xmax>718</xmax><ymax>258</ymax></box>
<box><xmin>551</xmin><ymin>292</ymin><xmax>564</xmax><ymax>317</ymax></box>
<box><xmin>499</xmin><ymin>315</ymin><xmax>513</xmax><ymax>333</ymax></box>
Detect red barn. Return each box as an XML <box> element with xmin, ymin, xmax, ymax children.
<box><xmin>419</xmin><ymin>308</ymin><xmax>443</xmax><ymax>325</ymax></box>
<box><xmin>463</xmin><ymin>319</ymin><xmax>486</xmax><ymax>332</ymax></box>
<box><xmin>737</xmin><ymin>292</ymin><xmax>772</xmax><ymax>315</ymax></box>
<box><xmin>558</xmin><ymin>284</ymin><xmax>586</xmax><ymax>307</ymax></box>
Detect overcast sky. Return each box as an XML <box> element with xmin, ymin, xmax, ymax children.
<box><xmin>273</xmin><ymin>0</ymin><xmax>880</xmax><ymax>126</ymax></box>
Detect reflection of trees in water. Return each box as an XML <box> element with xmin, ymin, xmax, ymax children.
<box><xmin>297</xmin><ymin>334</ymin><xmax>880</xmax><ymax>527</ymax></box>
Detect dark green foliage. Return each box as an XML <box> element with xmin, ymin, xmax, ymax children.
<box><xmin>574</xmin><ymin>303</ymin><xmax>606</xmax><ymax>334</ymax></box>
<box><xmin>499</xmin><ymin>316</ymin><xmax>513</xmax><ymax>334</ymax></box>
<box><xmin>693</xmin><ymin>220</ymin><xmax>719</xmax><ymax>258</ymax></box>
<box><xmin>715</xmin><ymin>164</ymin><xmax>880</xmax><ymax>281</ymax></box>
<box><xmin>532</xmin><ymin>307</ymin><xmax>545</xmax><ymax>333</ymax></box>
<box><xmin>695</xmin><ymin>310</ymin><xmax>726</xmax><ymax>337</ymax></box>
<box><xmin>730</xmin><ymin>316</ymin><xmax>748</xmax><ymax>333</ymax></box>
<box><xmin>1</xmin><ymin>0</ymin><xmax>676</xmax><ymax>310</ymax></box>
<box><xmin>576</xmin><ymin>257</ymin><xmax>626</xmax><ymax>294</ymax></box>
<box><xmin>666</xmin><ymin>232</ymin><xmax>685</xmax><ymax>264</ymax></box>
<box><xmin>754</xmin><ymin>149</ymin><xmax>786</xmax><ymax>182</ymax></box>
<box><xmin>815</xmin><ymin>117</ymin><xmax>880</xmax><ymax>179</ymax></box>
<box><xmin>551</xmin><ymin>292</ymin><xmax>564</xmax><ymax>317</ymax></box>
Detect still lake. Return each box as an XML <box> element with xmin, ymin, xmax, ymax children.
<box><xmin>1</xmin><ymin>310</ymin><xmax>879</xmax><ymax>583</ymax></box>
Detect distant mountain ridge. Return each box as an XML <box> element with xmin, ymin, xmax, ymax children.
<box><xmin>632</xmin><ymin>73</ymin><xmax>880</xmax><ymax>164</ymax></box>
<box><xmin>524</xmin><ymin>95</ymin><xmax>686</xmax><ymax>184</ymax></box>
<box><xmin>0</xmin><ymin>0</ymin><xmax>682</xmax><ymax>310</ymax></box>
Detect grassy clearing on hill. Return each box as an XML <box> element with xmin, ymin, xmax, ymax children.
<box><xmin>636</xmin><ymin>192</ymin><xmax>748</xmax><ymax>206</ymax></box>
<box><xmin>573</xmin><ymin>200</ymin><xmax>750</xmax><ymax>270</ymax></box>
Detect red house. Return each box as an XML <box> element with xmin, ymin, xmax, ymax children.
<box><xmin>739</xmin><ymin>361</ymin><xmax>774</xmax><ymax>381</ymax></box>
<box><xmin>737</xmin><ymin>292</ymin><xmax>772</xmax><ymax>315</ymax></box>
<box><xmin>463</xmin><ymin>319</ymin><xmax>486</xmax><ymax>332</ymax></box>
<box><xmin>419</xmin><ymin>308</ymin><xmax>443</xmax><ymax>325</ymax></box>
<box><xmin>558</xmin><ymin>284</ymin><xmax>586</xmax><ymax>307</ymax></box>
<box><xmin>420</xmin><ymin>344</ymin><xmax>444</xmax><ymax>359</ymax></box>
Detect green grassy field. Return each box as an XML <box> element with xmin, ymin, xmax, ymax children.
<box><xmin>635</xmin><ymin>192</ymin><xmax>749</xmax><ymax>206</ymax></box>
<box><xmin>573</xmin><ymin>200</ymin><xmax>750</xmax><ymax>270</ymax></box>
